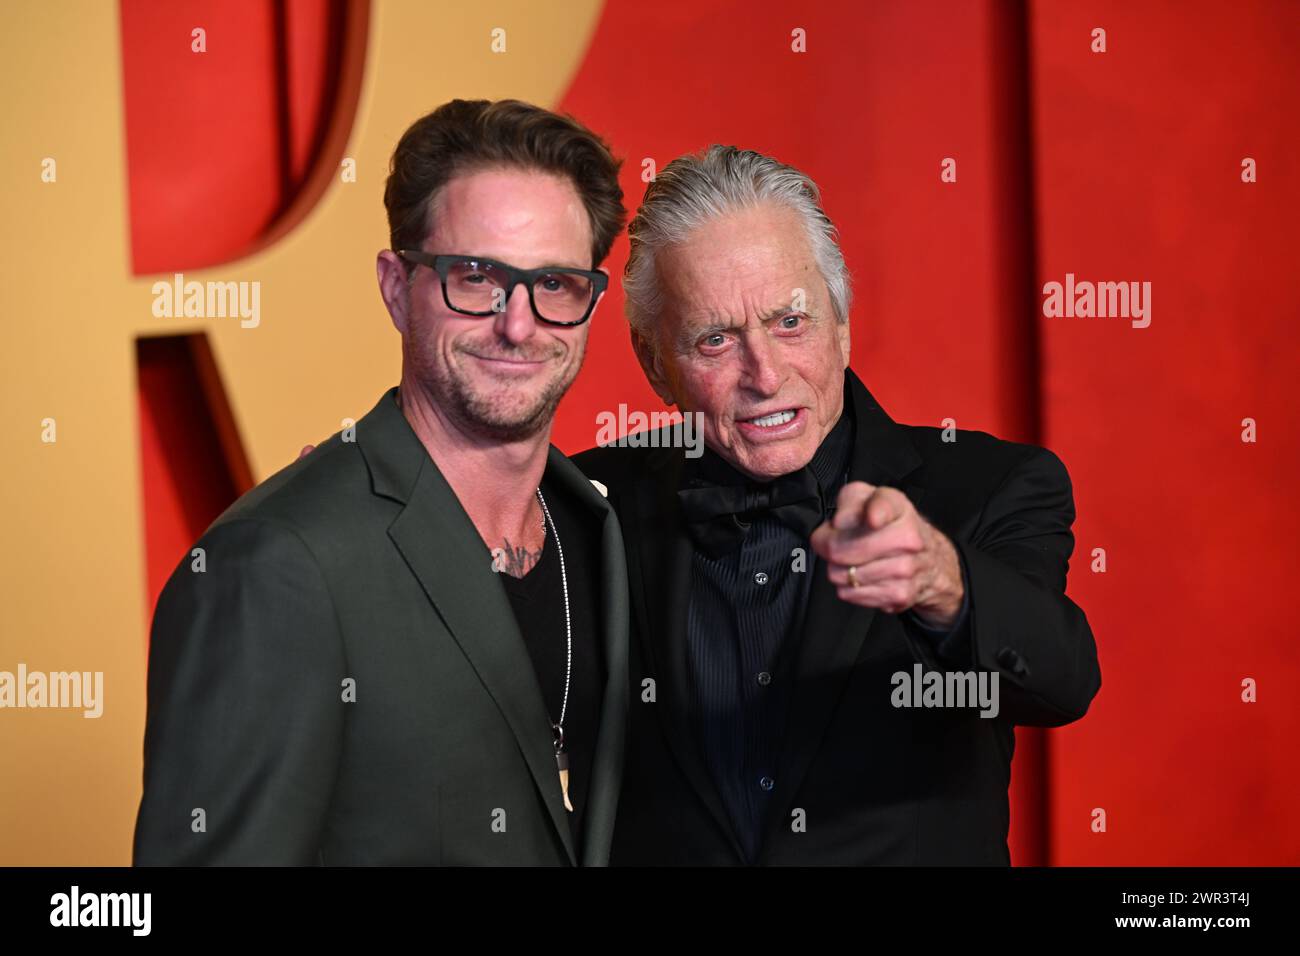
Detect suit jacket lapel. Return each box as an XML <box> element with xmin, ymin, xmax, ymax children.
<box><xmin>760</xmin><ymin>369</ymin><xmax>927</xmax><ymax>855</ymax></box>
<box><xmin>541</xmin><ymin>447</ymin><xmax>630</xmax><ymax>867</ymax></box>
<box><xmin>626</xmin><ymin>443</ymin><xmax>749</xmax><ymax>861</ymax></box>
<box><xmin>358</xmin><ymin>389</ymin><xmax>577</xmax><ymax>865</ymax></box>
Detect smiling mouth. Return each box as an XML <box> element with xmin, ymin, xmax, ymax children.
<box><xmin>467</xmin><ymin>353</ymin><xmax>547</xmax><ymax>365</ymax></box>
<box><xmin>741</xmin><ymin>409</ymin><xmax>797</xmax><ymax>428</ymax></box>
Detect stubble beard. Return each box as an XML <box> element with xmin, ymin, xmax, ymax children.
<box><xmin>409</xmin><ymin>333</ymin><xmax>582</xmax><ymax>443</ymax></box>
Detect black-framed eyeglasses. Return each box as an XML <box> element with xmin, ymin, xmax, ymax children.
<box><xmin>397</xmin><ymin>251</ymin><xmax>607</xmax><ymax>327</ymax></box>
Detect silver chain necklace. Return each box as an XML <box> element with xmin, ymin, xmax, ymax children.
<box><xmin>536</xmin><ymin>487</ymin><xmax>574</xmax><ymax>811</ymax></box>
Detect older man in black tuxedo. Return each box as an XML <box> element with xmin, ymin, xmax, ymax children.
<box><xmin>576</xmin><ymin>146</ymin><xmax>1101</xmax><ymax>865</ymax></box>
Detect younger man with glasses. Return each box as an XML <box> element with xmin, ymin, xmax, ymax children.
<box><xmin>134</xmin><ymin>100</ymin><xmax>630</xmax><ymax>865</ymax></box>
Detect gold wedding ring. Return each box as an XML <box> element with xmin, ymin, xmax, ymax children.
<box><xmin>847</xmin><ymin>564</ymin><xmax>860</xmax><ymax>588</ymax></box>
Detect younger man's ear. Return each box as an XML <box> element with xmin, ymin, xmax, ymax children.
<box><xmin>583</xmin><ymin>266</ymin><xmax>612</xmax><ymax>323</ymax></box>
<box><xmin>377</xmin><ymin>250</ymin><xmax>411</xmax><ymax>335</ymax></box>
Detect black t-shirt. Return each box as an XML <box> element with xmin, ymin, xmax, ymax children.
<box><xmin>497</xmin><ymin>474</ymin><xmax>605</xmax><ymax>856</ymax></box>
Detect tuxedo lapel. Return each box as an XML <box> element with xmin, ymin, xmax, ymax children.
<box><xmin>626</xmin><ymin>444</ymin><xmax>748</xmax><ymax>860</ymax></box>
<box><xmin>358</xmin><ymin>390</ymin><xmax>577</xmax><ymax>865</ymax></box>
<box><xmin>760</xmin><ymin>370</ymin><xmax>926</xmax><ymax>854</ymax></box>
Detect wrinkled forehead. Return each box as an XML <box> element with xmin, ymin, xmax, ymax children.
<box><xmin>655</xmin><ymin>205</ymin><xmax>825</xmax><ymax>331</ymax></box>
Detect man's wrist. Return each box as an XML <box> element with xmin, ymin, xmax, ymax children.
<box><xmin>910</xmin><ymin>534</ymin><xmax>966</xmax><ymax>629</ymax></box>
<box><xmin>909</xmin><ymin>592</ymin><xmax>967</xmax><ymax>632</ymax></box>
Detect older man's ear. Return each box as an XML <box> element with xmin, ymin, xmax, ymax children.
<box><xmin>630</xmin><ymin>328</ymin><xmax>676</xmax><ymax>406</ymax></box>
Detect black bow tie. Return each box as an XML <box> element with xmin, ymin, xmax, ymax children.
<box><xmin>677</xmin><ymin>466</ymin><xmax>825</xmax><ymax>558</ymax></box>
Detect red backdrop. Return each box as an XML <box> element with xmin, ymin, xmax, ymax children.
<box><xmin>121</xmin><ymin>0</ymin><xmax>1300</xmax><ymax>865</ymax></box>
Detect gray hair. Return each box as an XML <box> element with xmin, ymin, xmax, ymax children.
<box><xmin>623</xmin><ymin>145</ymin><xmax>852</xmax><ymax>339</ymax></box>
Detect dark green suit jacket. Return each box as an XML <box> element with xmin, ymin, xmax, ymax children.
<box><xmin>133</xmin><ymin>388</ymin><xmax>629</xmax><ymax>865</ymax></box>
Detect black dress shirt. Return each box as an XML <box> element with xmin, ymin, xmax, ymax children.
<box><xmin>499</xmin><ymin>472</ymin><xmax>606</xmax><ymax>856</ymax></box>
<box><xmin>681</xmin><ymin>401</ymin><xmax>969</xmax><ymax>861</ymax></box>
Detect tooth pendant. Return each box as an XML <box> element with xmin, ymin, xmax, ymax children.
<box><xmin>556</xmin><ymin>750</ymin><xmax>573</xmax><ymax>812</ymax></box>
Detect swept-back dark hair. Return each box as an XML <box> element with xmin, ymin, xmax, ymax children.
<box><xmin>384</xmin><ymin>99</ymin><xmax>625</xmax><ymax>268</ymax></box>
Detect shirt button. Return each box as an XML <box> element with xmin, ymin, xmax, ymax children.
<box><xmin>756</xmin><ymin>671</ymin><xmax>772</xmax><ymax>686</ymax></box>
<box><xmin>754</xmin><ymin>571</ymin><xmax>769</xmax><ymax>585</ymax></box>
<box><xmin>759</xmin><ymin>776</ymin><xmax>775</xmax><ymax>792</ymax></box>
